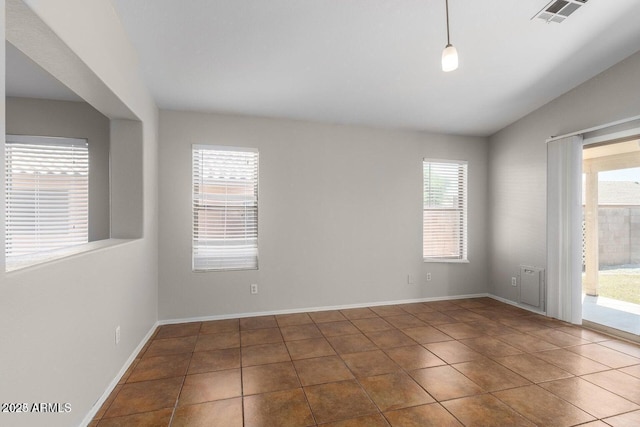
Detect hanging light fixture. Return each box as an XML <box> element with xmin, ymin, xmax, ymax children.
<box><xmin>442</xmin><ymin>0</ymin><xmax>458</xmax><ymax>72</ymax></box>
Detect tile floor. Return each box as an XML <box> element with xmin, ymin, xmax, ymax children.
<box><xmin>90</xmin><ymin>297</ymin><xmax>640</xmax><ymax>426</ymax></box>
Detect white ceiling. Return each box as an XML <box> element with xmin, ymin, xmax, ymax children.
<box><xmin>107</xmin><ymin>0</ymin><xmax>640</xmax><ymax>136</ymax></box>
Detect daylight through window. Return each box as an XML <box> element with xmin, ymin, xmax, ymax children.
<box><xmin>5</xmin><ymin>135</ymin><xmax>89</xmax><ymax>269</ymax></box>
<box><xmin>192</xmin><ymin>145</ymin><xmax>259</xmax><ymax>271</ymax></box>
<box><xmin>423</xmin><ymin>159</ymin><xmax>468</xmax><ymax>262</ymax></box>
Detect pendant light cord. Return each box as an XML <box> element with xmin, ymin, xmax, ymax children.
<box><xmin>445</xmin><ymin>0</ymin><xmax>451</xmax><ymax>45</ymax></box>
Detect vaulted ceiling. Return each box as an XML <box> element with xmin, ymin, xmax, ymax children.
<box><xmin>11</xmin><ymin>1</ymin><xmax>640</xmax><ymax>136</ymax></box>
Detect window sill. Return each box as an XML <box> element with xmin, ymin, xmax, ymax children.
<box><xmin>192</xmin><ymin>266</ymin><xmax>259</xmax><ymax>273</ymax></box>
<box><xmin>423</xmin><ymin>258</ymin><xmax>470</xmax><ymax>264</ymax></box>
<box><xmin>5</xmin><ymin>238</ymin><xmax>138</xmax><ymax>273</ymax></box>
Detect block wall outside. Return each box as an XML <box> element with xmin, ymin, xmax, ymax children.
<box><xmin>586</xmin><ymin>206</ymin><xmax>640</xmax><ymax>267</ymax></box>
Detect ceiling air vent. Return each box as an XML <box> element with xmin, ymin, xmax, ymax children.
<box><xmin>533</xmin><ymin>0</ymin><xmax>588</xmax><ymax>23</ymax></box>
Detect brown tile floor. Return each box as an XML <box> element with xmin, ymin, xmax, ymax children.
<box><xmin>90</xmin><ymin>298</ymin><xmax>640</xmax><ymax>426</ymax></box>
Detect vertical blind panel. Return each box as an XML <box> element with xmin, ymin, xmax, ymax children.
<box><xmin>192</xmin><ymin>146</ymin><xmax>258</xmax><ymax>271</ymax></box>
<box><xmin>423</xmin><ymin>160</ymin><xmax>467</xmax><ymax>260</ymax></box>
<box><xmin>5</xmin><ymin>138</ymin><xmax>89</xmax><ymax>265</ymax></box>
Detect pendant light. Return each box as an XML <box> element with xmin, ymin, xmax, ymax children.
<box><xmin>442</xmin><ymin>0</ymin><xmax>458</xmax><ymax>72</ymax></box>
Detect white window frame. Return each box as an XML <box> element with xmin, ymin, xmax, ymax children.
<box><xmin>423</xmin><ymin>159</ymin><xmax>468</xmax><ymax>263</ymax></box>
<box><xmin>192</xmin><ymin>144</ymin><xmax>259</xmax><ymax>271</ymax></box>
<box><xmin>5</xmin><ymin>134</ymin><xmax>89</xmax><ymax>271</ymax></box>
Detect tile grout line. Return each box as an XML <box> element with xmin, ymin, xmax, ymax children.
<box><xmin>278</xmin><ymin>314</ymin><xmax>323</xmax><ymax>426</ymax></box>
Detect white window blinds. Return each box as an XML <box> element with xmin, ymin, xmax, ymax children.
<box><xmin>192</xmin><ymin>145</ymin><xmax>258</xmax><ymax>271</ymax></box>
<box><xmin>5</xmin><ymin>135</ymin><xmax>89</xmax><ymax>267</ymax></box>
<box><xmin>423</xmin><ymin>159</ymin><xmax>468</xmax><ymax>262</ymax></box>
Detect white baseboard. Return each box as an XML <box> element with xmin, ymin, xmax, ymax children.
<box><xmin>488</xmin><ymin>294</ymin><xmax>547</xmax><ymax>316</ymax></box>
<box><xmin>80</xmin><ymin>321</ymin><xmax>160</xmax><ymax>427</ymax></box>
<box><xmin>157</xmin><ymin>293</ymin><xmax>490</xmax><ymax>325</ymax></box>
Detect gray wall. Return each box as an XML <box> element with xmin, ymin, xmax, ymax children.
<box><xmin>488</xmin><ymin>50</ymin><xmax>640</xmax><ymax>304</ymax></box>
<box><xmin>0</xmin><ymin>1</ymin><xmax>159</xmax><ymax>426</ymax></box>
<box><xmin>159</xmin><ymin>111</ymin><xmax>489</xmax><ymax>320</ymax></box>
<box><xmin>6</xmin><ymin>96</ymin><xmax>110</xmax><ymax>241</ymax></box>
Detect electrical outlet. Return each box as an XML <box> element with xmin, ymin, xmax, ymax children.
<box><xmin>407</xmin><ymin>274</ymin><xmax>415</xmax><ymax>285</ymax></box>
<box><xmin>115</xmin><ymin>326</ymin><xmax>121</xmax><ymax>345</ymax></box>
<box><xmin>426</xmin><ymin>272</ymin><xmax>432</xmax><ymax>282</ymax></box>
<box><xmin>250</xmin><ymin>284</ymin><xmax>258</xmax><ymax>295</ymax></box>
<box><xmin>511</xmin><ymin>277</ymin><xmax>517</xmax><ymax>287</ymax></box>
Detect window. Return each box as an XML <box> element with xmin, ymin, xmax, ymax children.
<box><xmin>5</xmin><ymin>135</ymin><xmax>89</xmax><ymax>269</ymax></box>
<box><xmin>192</xmin><ymin>145</ymin><xmax>259</xmax><ymax>271</ymax></box>
<box><xmin>423</xmin><ymin>159</ymin><xmax>467</xmax><ymax>262</ymax></box>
